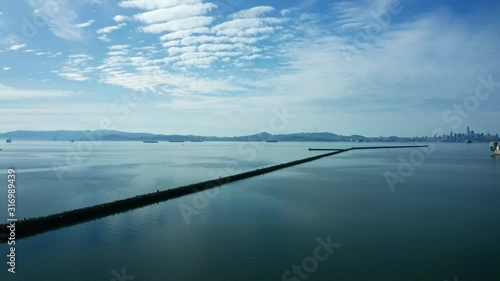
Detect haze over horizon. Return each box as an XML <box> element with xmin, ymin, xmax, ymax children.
<box><xmin>1</xmin><ymin>0</ymin><xmax>499</xmax><ymax>136</ymax></box>
<box><xmin>0</xmin><ymin>127</ymin><xmax>498</xmax><ymax>139</ymax></box>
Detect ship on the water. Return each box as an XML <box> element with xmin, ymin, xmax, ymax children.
<box><xmin>6</xmin><ymin>138</ymin><xmax>12</xmax><ymax>143</ymax></box>
<box><xmin>490</xmin><ymin>142</ymin><xmax>500</xmax><ymax>156</ymax></box>
<box><xmin>143</xmin><ymin>140</ymin><xmax>159</xmax><ymax>143</ymax></box>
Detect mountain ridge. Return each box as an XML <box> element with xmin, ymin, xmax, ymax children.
<box><xmin>0</xmin><ymin>130</ymin><xmax>367</xmax><ymax>142</ymax></box>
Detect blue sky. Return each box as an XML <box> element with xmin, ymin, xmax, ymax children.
<box><xmin>0</xmin><ymin>0</ymin><xmax>499</xmax><ymax>136</ymax></box>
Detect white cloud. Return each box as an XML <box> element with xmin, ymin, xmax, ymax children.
<box><xmin>0</xmin><ymin>84</ymin><xmax>75</xmax><ymax>100</ymax></box>
<box><xmin>109</xmin><ymin>44</ymin><xmax>130</xmax><ymax>50</ymax></box>
<box><xmin>76</xmin><ymin>19</ymin><xmax>95</xmax><ymax>28</ymax></box>
<box><xmin>57</xmin><ymin>54</ymin><xmax>95</xmax><ymax>81</ymax></box>
<box><xmin>96</xmin><ymin>23</ymin><xmax>127</xmax><ymax>34</ymax></box>
<box><xmin>241</xmin><ymin>54</ymin><xmax>265</xmax><ymax>60</ymax></box>
<box><xmin>211</xmin><ymin>18</ymin><xmax>282</xmax><ymax>36</ymax></box>
<box><xmin>332</xmin><ymin>0</ymin><xmax>400</xmax><ymax>31</ymax></box>
<box><xmin>159</xmin><ymin>27</ymin><xmax>210</xmax><ymax>41</ymax></box>
<box><xmin>280</xmin><ymin>9</ymin><xmax>292</xmax><ymax>16</ymax></box>
<box><xmin>67</xmin><ymin>54</ymin><xmax>94</xmax><ymax>64</ymax></box>
<box><xmin>98</xmin><ymin>35</ymin><xmax>110</xmax><ymax>42</ymax></box>
<box><xmin>179</xmin><ymin>52</ymin><xmax>211</xmax><ymax>60</ymax></box>
<box><xmin>178</xmin><ymin>35</ymin><xmax>227</xmax><ymax>45</ymax></box>
<box><xmin>212</xmin><ymin>51</ymin><xmax>243</xmax><ymax>58</ymax></box>
<box><xmin>155</xmin><ymin>95</ymin><xmax>276</xmax><ymax>113</ymax></box>
<box><xmin>0</xmin><ymin>104</ymin><xmax>109</xmax><ymax>115</ymax></box>
<box><xmin>26</xmin><ymin>0</ymin><xmax>90</xmax><ymax>41</ymax></box>
<box><xmin>141</xmin><ymin>16</ymin><xmax>213</xmax><ymax>33</ymax></box>
<box><xmin>197</xmin><ymin>43</ymin><xmax>239</xmax><ymax>52</ymax></box>
<box><xmin>9</xmin><ymin>44</ymin><xmax>26</xmax><ymax>51</ymax></box>
<box><xmin>31</xmin><ymin>51</ymin><xmax>62</xmax><ymax>57</ymax></box>
<box><xmin>229</xmin><ymin>6</ymin><xmax>275</xmax><ymax>19</ymax></box>
<box><xmin>58</xmin><ymin>72</ymin><xmax>90</xmax><ymax>81</ymax></box>
<box><xmin>50</xmin><ymin>52</ymin><xmax>63</xmax><ymax>57</ymax></box>
<box><xmin>134</xmin><ymin>3</ymin><xmax>216</xmax><ymax>24</ymax></box>
<box><xmin>117</xmin><ymin>2</ymin><xmax>284</xmax><ymax>69</ymax></box>
<box><xmin>162</xmin><ymin>40</ymin><xmax>180</xmax><ymax>47</ymax></box>
<box><xmin>88</xmin><ymin>49</ymin><xmax>247</xmax><ymax>93</ymax></box>
<box><xmin>234</xmin><ymin>27</ymin><xmax>275</xmax><ymax>37</ymax></box>
<box><xmin>107</xmin><ymin>51</ymin><xmax>128</xmax><ymax>56</ymax></box>
<box><xmin>168</xmin><ymin>46</ymin><xmax>197</xmax><ymax>56</ymax></box>
<box><xmin>2</xmin><ymin>67</ymin><xmax>10</xmax><ymax>71</ymax></box>
<box><xmin>119</xmin><ymin>0</ymin><xmax>202</xmax><ymax>10</ymax></box>
<box><xmin>113</xmin><ymin>15</ymin><xmax>130</xmax><ymax>22</ymax></box>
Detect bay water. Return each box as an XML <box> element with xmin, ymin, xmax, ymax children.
<box><xmin>0</xmin><ymin>141</ymin><xmax>499</xmax><ymax>281</ymax></box>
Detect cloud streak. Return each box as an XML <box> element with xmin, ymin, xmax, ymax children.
<box><xmin>26</xmin><ymin>0</ymin><xmax>93</xmax><ymax>41</ymax></box>
<box><xmin>9</xmin><ymin>44</ymin><xmax>27</xmax><ymax>51</ymax></box>
<box><xmin>0</xmin><ymin>84</ymin><xmax>76</xmax><ymax>100</ymax></box>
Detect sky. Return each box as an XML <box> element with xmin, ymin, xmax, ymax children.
<box><xmin>0</xmin><ymin>0</ymin><xmax>499</xmax><ymax>137</ymax></box>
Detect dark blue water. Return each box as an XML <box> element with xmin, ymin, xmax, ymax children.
<box><xmin>0</xmin><ymin>141</ymin><xmax>499</xmax><ymax>281</ymax></box>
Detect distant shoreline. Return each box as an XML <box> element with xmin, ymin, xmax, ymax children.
<box><xmin>0</xmin><ymin>139</ymin><xmax>495</xmax><ymax>143</ymax></box>
<box><xmin>1</xmin><ymin>129</ymin><xmax>497</xmax><ymax>143</ymax></box>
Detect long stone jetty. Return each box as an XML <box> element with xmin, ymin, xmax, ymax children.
<box><xmin>309</xmin><ymin>145</ymin><xmax>428</xmax><ymax>151</ymax></box>
<box><xmin>0</xmin><ymin>145</ymin><xmax>427</xmax><ymax>242</ymax></box>
<box><xmin>0</xmin><ymin>149</ymin><xmax>349</xmax><ymax>242</ymax></box>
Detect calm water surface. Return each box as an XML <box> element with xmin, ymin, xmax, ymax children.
<box><xmin>0</xmin><ymin>141</ymin><xmax>499</xmax><ymax>281</ymax></box>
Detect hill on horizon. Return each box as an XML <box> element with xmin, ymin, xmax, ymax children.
<box><xmin>0</xmin><ymin>130</ymin><xmax>368</xmax><ymax>142</ymax></box>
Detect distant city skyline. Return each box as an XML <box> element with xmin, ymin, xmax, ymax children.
<box><xmin>1</xmin><ymin>0</ymin><xmax>499</xmax><ymax>136</ymax></box>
